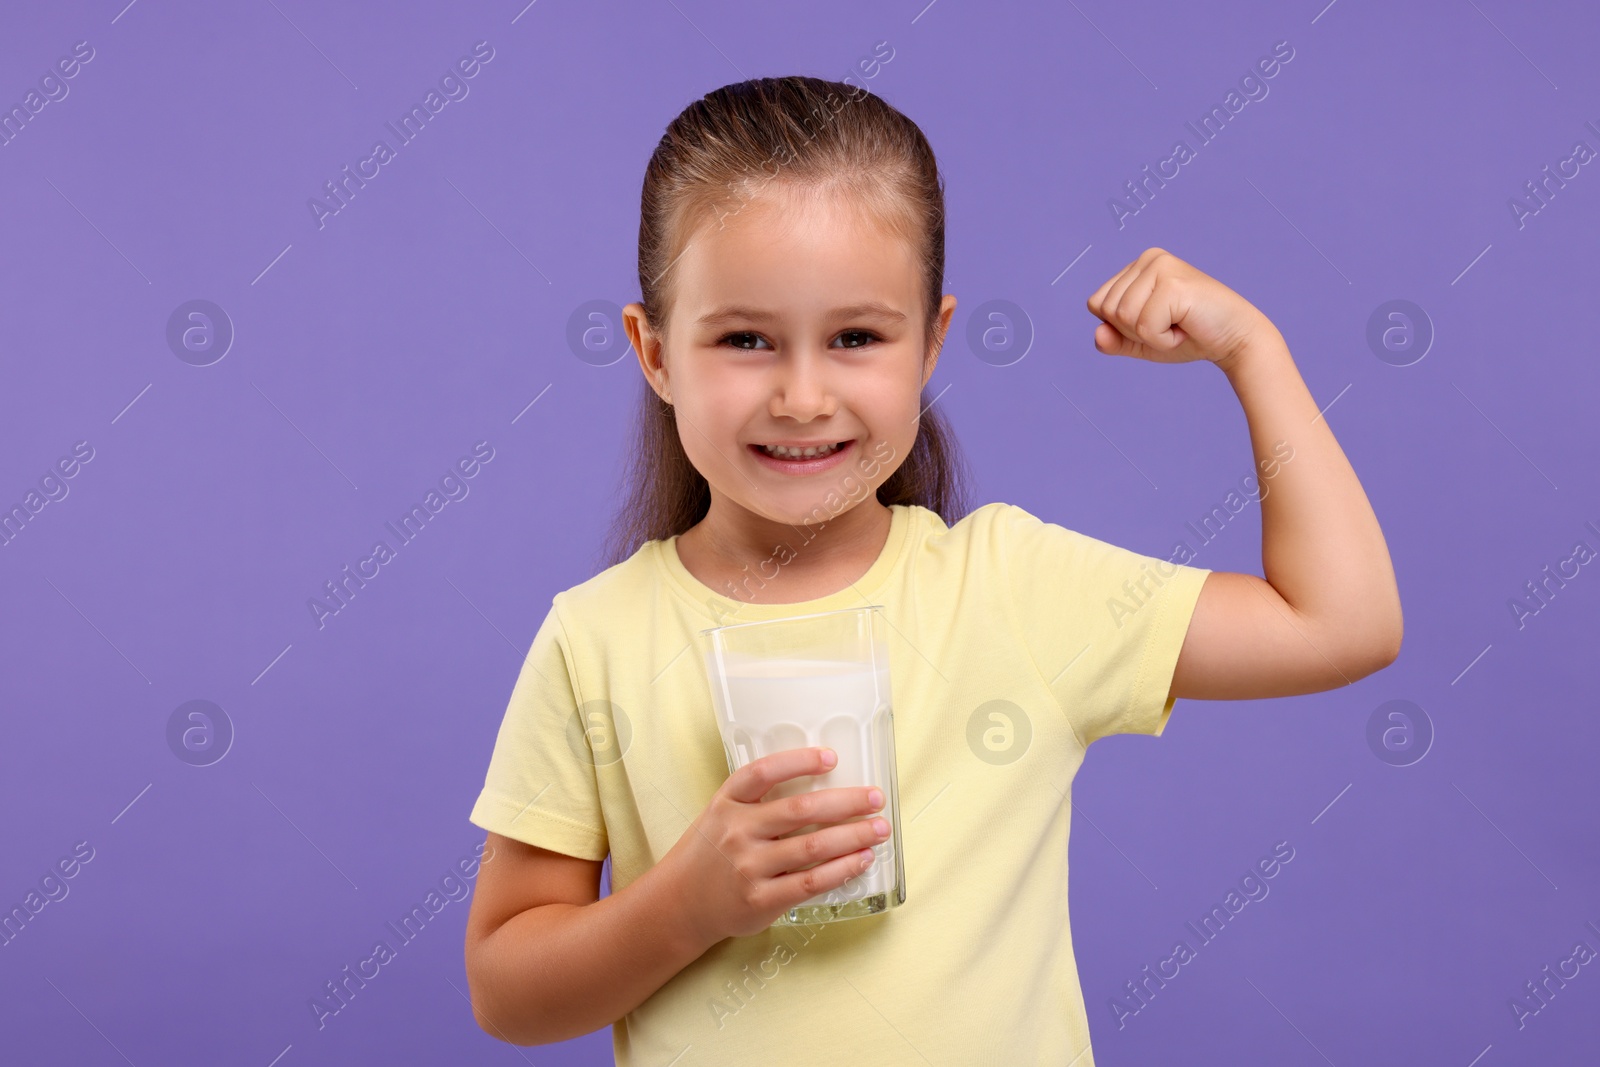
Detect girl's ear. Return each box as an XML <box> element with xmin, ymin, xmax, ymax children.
<box><xmin>623</xmin><ymin>303</ymin><xmax>670</xmax><ymax>401</ymax></box>
<box><xmin>924</xmin><ymin>294</ymin><xmax>957</xmax><ymax>387</ymax></box>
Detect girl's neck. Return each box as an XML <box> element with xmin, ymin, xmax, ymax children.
<box><xmin>675</xmin><ymin>498</ymin><xmax>894</xmax><ymax>605</ymax></box>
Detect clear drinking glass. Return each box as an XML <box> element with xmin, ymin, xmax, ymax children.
<box><xmin>700</xmin><ymin>605</ymin><xmax>906</xmax><ymax>925</ymax></box>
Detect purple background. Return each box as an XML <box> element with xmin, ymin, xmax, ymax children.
<box><xmin>3</xmin><ymin>0</ymin><xmax>1597</xmax><ymax>1063</ymax></box>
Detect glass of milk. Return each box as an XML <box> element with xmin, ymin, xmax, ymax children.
<box><xmin>700</xmin><ymin>605</ymin><xmax>905</xmax><ymax>926</ymax></box>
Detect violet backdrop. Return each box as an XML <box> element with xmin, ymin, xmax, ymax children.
<box><xmin>2</xmin><ymin>0</ymin><xmax>1597</xmax><ymax>1064</ymax></box>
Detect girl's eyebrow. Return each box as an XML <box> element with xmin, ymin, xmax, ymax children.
<box><xmin>694</xmin><ymin>302</ymin><xmax>908</xmax><ymax>327</ymax></box>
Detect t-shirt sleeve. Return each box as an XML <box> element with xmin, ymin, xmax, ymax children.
<box><xmin>997</xmin><ymin>503</ymin><xmax>1211</xmax><ymax>746</ymax></box>
<box><xmin>467</xmin><ymin>600</ymin><xmax>609</xmax><ymax>862</ymax></box>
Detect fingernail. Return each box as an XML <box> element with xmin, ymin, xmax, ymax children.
<box><xmin>871</xmin><ymin>818</ymin><xmax>890</xmax><ymax>836</ymax></box>
<box><xmin>867</xmin><ymin>788</ymin><xmax>884</xmax><ymax>808</ymax></box>
<box><xmin>821</xmin><ymin>749</ymin><xmax>837</xmax><ymax>768</ymax></box>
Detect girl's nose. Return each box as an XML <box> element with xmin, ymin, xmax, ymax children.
<box><xmin>769</xmin><ymin>350</ymin><xmax>837</xmax><ymax>420</ymax></box>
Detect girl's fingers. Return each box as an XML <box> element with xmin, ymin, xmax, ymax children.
<box><xmin>770</xmin><ymin>843</ymin><xmax>879</xmax><ymax>908</ymax></box>
<box><xmin>1094</xmin><ymin>321</ymin><xmax>1136</xmax><ymax>356</ymax></box>
<box><xmin>1100</xmin><ymin>261</ymin><xmax>1148</xmax><ymax>329</ymax></box>
<box><xmin>764</xmin><ymin>817</ymin><xmax>888</xmax><ymax>879</ymax></box>
<box><xmin>724</xmin><ymin>747</ymin><xmax>834</xmax><ymax>805</ymax></box>
<box><xmin>1115</xmin><ymin>270</ymin><xmax>1165</xmax><ymax>344</ymax></box>
<box><xmin>754</xmin><ymin>785</ymin><xmax>881</xmax><ymax>839</ymax></box>
<box><xmin>1133</xmin><ymin>278</ymin><xmax>1182</xmax><ymax>349</ymax></box>
<box><xmin>1087</xmin><ymin>258</ymin><xmax>1138</xmax><ymax>317</ymax></box>
<box><xmin>1093</xmin><ymin>247</ymin><xmax>1174</xmax><ymax>327</ymax></box>
<box><xmin>1100</xmin><ymin>247</ymin><xmax>1177</xmax><ymax>323</ymax></box>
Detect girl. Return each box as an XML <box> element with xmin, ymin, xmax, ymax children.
<box><xmin>464</xmin><ymin>75</ymin><xmax>1401</xmax><ymax>1065</ymax></box>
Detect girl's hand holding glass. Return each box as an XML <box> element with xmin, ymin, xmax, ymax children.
<box><xmin>661</xmin><ymin>746</ymin><xmax>888</xmax><ymax>946</ymax></box>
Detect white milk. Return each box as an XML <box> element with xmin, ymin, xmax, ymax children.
<box><xmin>711</xmin><ymin>655</ymin><xmax>895</xmax><ymax>908</ymax></box>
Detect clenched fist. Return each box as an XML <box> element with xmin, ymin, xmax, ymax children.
<box><xmin>1086</xmin><ymin>248</ymin><xmax>1281</xmax><ymax>371</ymax></box>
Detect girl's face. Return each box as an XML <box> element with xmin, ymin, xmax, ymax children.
<box><xmin>624</xmin><ymin>185</ymin><xmax>956</xmax><ymax>529</ymax></box>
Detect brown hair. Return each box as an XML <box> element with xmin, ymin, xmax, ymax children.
<box><xmin>598</xmin><ymin>75</ymin><xmax>973</xmax><ymax>571</ymax></box>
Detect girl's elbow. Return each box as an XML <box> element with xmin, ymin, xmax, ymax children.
<box><xmin>1382</xmin><ymin>620</ymin><xmax>1404</xmax><ymax>668</ymax></box>
<box><xmin>1352</xmin><ymin>616</ymin><xmax>1403</xmax><ymax>678</ymax></box>
<box><xmin>472</xmin><ymin>999</ymin><xmax>548</xmax><ymax>1047</ymax></box>
<box><xmin>1379</xmin><ymin>603</ymin><xmax>1405</xmax><ymax>667</ymax></box>
<box><xmin>465</xmin><ymin>951</ymin><xmax>547</xmax><ymax>1046</ymax></box>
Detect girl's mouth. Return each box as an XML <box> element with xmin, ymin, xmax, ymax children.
<box><xmin>748</xmin><ymin>439</ymin><xmax>856</xmax><ymax>473</ymax></box>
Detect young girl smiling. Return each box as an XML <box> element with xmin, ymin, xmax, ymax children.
<box><xmin>465</xmin><ymin>75</ymin><xmax>1401</xmax><ymax>1065</ymax></box>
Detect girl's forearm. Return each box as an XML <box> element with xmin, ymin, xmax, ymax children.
<box><xmin>1218</xmin><ymin>327</ymin><xmax>1403</xmax><ymax>669</ymax></box>
<box><xmin>470</xmin><ymin>860</ymin><xmax>714</xmax><ymax>1046</ymax></box>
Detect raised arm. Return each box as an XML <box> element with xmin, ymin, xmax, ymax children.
<box><xmin>1087</xmin><ymin>248</ymin><xmax>1403</xmax><ymax>700</ymax></box>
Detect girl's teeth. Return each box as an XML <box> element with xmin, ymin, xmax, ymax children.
<box><xmin>761</xmin><ymin>442</ymin><xmax>841</xmax><ymax>458</ymax></box>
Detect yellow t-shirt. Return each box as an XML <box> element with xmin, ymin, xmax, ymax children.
<box><xmin>469</xmin><ymin>501</ymin><xmax>1210</xmax><ymax>1066</ymax></box>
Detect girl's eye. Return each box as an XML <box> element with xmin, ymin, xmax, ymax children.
<box><xmin>719</xmin><ymin>331</ymin><xmax>770</xmax><ymax>351</ymax></box>
<box><xmin>835</xmin><ymin>330</ymin><xmax>881</xmax><ymax>349</ymax></box>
